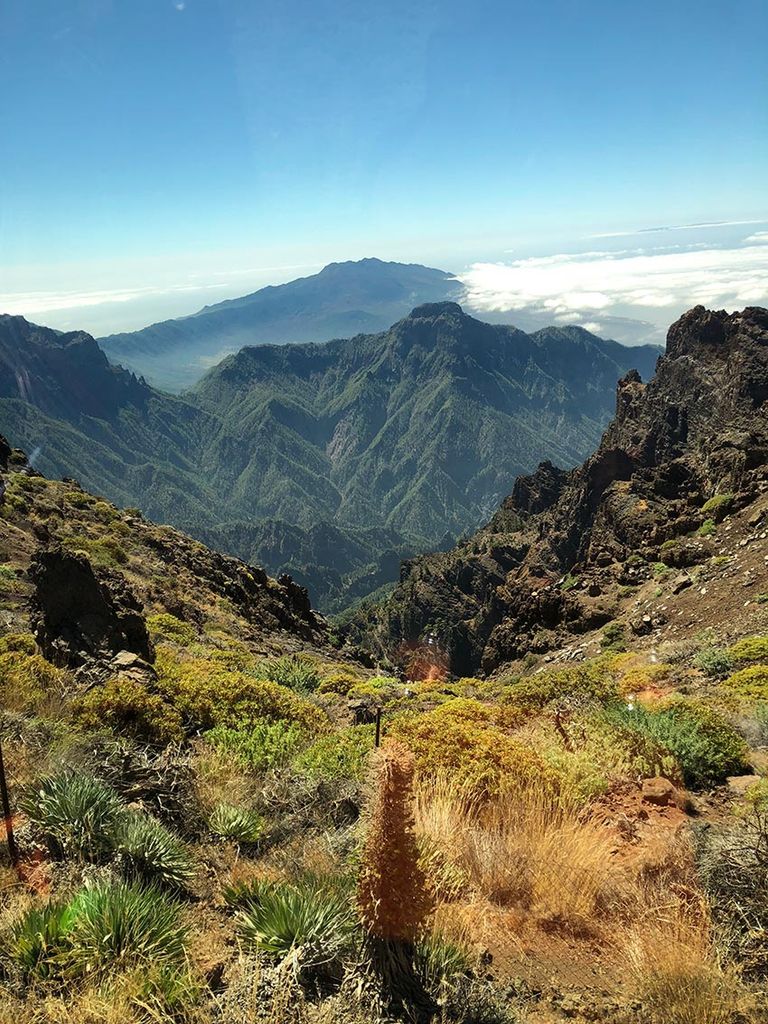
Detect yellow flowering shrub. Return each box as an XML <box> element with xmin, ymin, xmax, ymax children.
<box><xmin>389</xmin><ymin>701</ymin><xmax>556</xmax><ymax>800</ymax></box>
<box><xmin>155</xmin><ymin>646</ymin><xmax>329</xmax><ymax>734</ymax></box>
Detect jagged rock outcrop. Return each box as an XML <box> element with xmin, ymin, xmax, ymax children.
<box><xmin>353</xmin><ymin>306</ymin><xmax>768</xmax><ymax>675</ymax></box>
<box><xmin>29</xmin><ymin>546</ymin><xmax>153</xmax><ymax>667</ymax></box>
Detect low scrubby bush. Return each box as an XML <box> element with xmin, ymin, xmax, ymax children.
<box><xmin>724</xmin><ymin>664</ymin><xmax>768</xmax><ymax>699</ymax></box>
<box><xmin>0</xmin><ymin>635</ymin><xmax>65</xmax><ymax>713</ymax></box>
<box><xmin>317</xmin><ymin>667</ymin><xmax>367</xmax><ymax>695</ymax></box>
<box><xmin>146</xmin><ymin>612</ymin><xmax>197</xmax><ymax>645</ymax></box>
<box><xmin>155</xmin><ymin>647</ymin><xmax>328</xmax><ymax>734</ymax></box>
<box><xmin>697</xmin><ymin>518</ymin><xmax>717</xmax><ymax>537</ymax></box>
<box><xmin>726</xmin><ymin>635</ymin><xmax>768</xmax><ymax>666</ymax></box>
<box><xmin>206</xmin><ymin>720</ymin><xmax>305</xmax><ymax>773</ymax></box>
<box><xmin>73</xmin><ymin>676</ymin><xmax>185</xmax><ymax>744</ymax></box>
<box><xmin>293</xmin><ymin>726</ymin><xmax>374</xmax><ymax>783</ymax></box>
<box><xmin>694</xmin><ymin>645</ymin><xmax>734</xmax><ymax>679</ymax></box>
<box><xmin>500</xmin><ymin>658</ymin><xmax>619</xmax><ymax>713</ymax></box>
<box><xmin>702</xmin><ymin>493</ymin><xmax>734</xmax><ymax>521</ymax></box>
<box><xmin>390</xmin><ymin>705</ymin><xmax>556</xmax><ymax>800</ymax></box>
<box><xmin>601</xmin><ymin>622</ymin><xmax>627</xmax><ymax>652</ymax></box>
<box><xmin>601</xmin><ymin>699</ymin><xmax>748</xmax><ymax>788</ymax></box>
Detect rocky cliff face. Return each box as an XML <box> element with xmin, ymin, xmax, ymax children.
<box><xmin>353</xmin><ymin>306</ymin><xmax>768</xmax><ymax>675</ymax></box>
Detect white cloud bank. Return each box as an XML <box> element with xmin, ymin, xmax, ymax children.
<box><xmin>458</xmin><ymin>241</ymin><xmax>768</xmax><ymax>327</ymax></box>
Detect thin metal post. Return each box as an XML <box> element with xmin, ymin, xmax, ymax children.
<box><xmin>0</xmin><ymin>738</ymin><xmax>20</xmax><ymax>875</ymax></box>
<box><xmin>374</xmin><ymin>707</ymin><xmax>382</xmax><ymax>748</ymax></box>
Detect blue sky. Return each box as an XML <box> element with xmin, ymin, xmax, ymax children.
<box><xmin>1</xmin><ymin>0</ymin><xmax>766</xmax><ymax>339</ymax></box>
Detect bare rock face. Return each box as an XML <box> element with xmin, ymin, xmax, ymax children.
<box><xmin>641</xmin><ymin>777</ymin><xmax>676</xmax><ymax>807</ymax></box>
<box><xmin>29</xmin><ymin>546</ymin><xmax>153</xmax><ymax>668</ymax></box>
<box><xmin>354</xmin><ymin>306</ymin><xmax>768</xmax><ymax>675</ymax></box>
<box><xmin>0</xmin><ymin>433</ymin><xmax>11</xmax><ymax>471</ymax></box>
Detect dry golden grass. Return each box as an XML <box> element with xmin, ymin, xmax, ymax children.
<box><xmin>189</xmin><ymin>740</ymin><xmax>257</xmax><ymax>815</ymax></box>
<box><xmin>414</xmin><ymin>778</ymin><xmax>617</xmax><ymax>935</ymax></box>
<box><xmin>626</xmin><ymin>914</ymin><xmax>759</xmax><ymax>1024</ymax></box>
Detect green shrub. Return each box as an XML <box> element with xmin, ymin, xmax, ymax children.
<box><xmin>702</xmin><ymin>493</ymin><xmax>734</xmax><ymax>521</ymax></box>
<box><xmin>92</xmin><ymin>500</ymin><xmax>119</xmax><ymax>522</ymax></box>
<box><xmin>694</xmin><ymin>646</ymin><xmax>734</xmax><ymax>679</ymax></box>
<box><xmin>66</xmin><ymin>881</ymin><xmax>188</xmax><ymax>977</ymax></box>
<box><xmin>208</xmin><ymin>803</ymin><xmax>264</xmax><ymax>845</ymax></box>
<box><xmin>256</xmin><ymin>654</ymin><xmax>321</xmax><ymax>693</ymax></box>
<box><xmin>114</xmin><ymin>812</ymin><xmax>194</xmax><ymax>889</ymax></box>
<box><xmin>155</xmin><ymin>647</ymin><xmax>328</xmax><ymax>734</ymax></box>
<box><xmin>697</xmin><ymin>518</ymin><xmax>717</xmax><ymax>537</ymax></box>
<box><xmin>723</xmin><ymin>664</ymin><xmax>768</xmax><ymax>699</ymax></box>
<box><xmin>602</xmin><ymin>700</ymin><xmax>748</xmax><ymax>788</ymax></box>
<box><xmin>390</xmin><ymin>706</ymin><xmax>556</xmax><ymax>800</ymax></box>
<box><xmin>146</xmin><ymin>612</ymin><xmax>197</xmax><ymax>646</ymax></box>
<box><xmin>0</xmin><ymin>632</ymin><xmax>37</xmax><ymax>655</ymax></box>
<box><xmin>292</xmin><ymin>726</ymin><xmax>374</xmax><ymax>783</ymax></box>
<box><xmin>501</xmin><ymin>658</ymin><xmax>619</xmax><ymax>712</ymax></box>
<box><xmin>73</xmin><ymin>676</ymin><xmax>184</xmax><ymax>744</ymax></box>
<box><xmin>206</xmin><ymin>720</ymin><xmax>305</xmax><ymax>773</ymax></box>
<box><xmin>22</xmin><ymin>772</ymin><xmax>123</xmax><ymax>861</ymax></box>
<box><xmin>317</xmin><ymin>667</ymin><xmax>367</xmax><ymax>694</ymax></box>
<box><xmin>8</xmin><ymin>902</ymin><xmax>75</xmax><ymax>981</ymax></box>
<box><xmin>726</xmin><ymin>635</ymin><xmax>768</xmax><ymax>666</ymax></box>
<box><xmin>237</xmin><ymin>882</ymin><xmax>355</xmax><ymax>968</ymax></box>
<box><xmin>553</xmin><ymin>709</ymin><xmax>678</xmax><ymax>793</ymax></box>
<box><xmin>63</xmin><ymin>490</ymin><xmax>93</xmax><ymax>509</ymax></box>
<box><xmin>601</xmin><ymin>622</ymin><xmax>626</xmax><ymax>652</ymax></box>
<box><xmin>0</xmin><ymin>637</ymin><xmax>64</xmax><ymax>712</ymax></box>
<box><xmin>63</xmin><ymin>534</ymin><xmax>129</xmax><ymax>567</ymax></box>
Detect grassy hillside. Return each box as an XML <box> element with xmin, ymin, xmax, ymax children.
<box><xmin>0</xmin><ymin>442</ymin><xmax>766</xmax><ymax>1023</ymax></box>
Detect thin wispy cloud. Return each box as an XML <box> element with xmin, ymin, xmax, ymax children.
<box><xmin>0</xmin><ymin>263</ymin><xmax>322</xmax><ymax>320</ymax></box>
<box><xmin>0</xmin><ymin>283</ymin><xmax>226</xmax><ymax>317</ymax></box>
<box><xmin>586</xmin><ymin>219</ymin><xmax>768</xmax><ymax>239</ymax></box>
<box><xmin>459</xmin><ymin>239</ymin><xmax>768</xmax><ymax>329</ymax></box>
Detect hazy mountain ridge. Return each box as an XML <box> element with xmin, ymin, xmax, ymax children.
<box><xmin>100</xmin><ymin>258</ymin><xmax>462</xmax><ymax>391</ymax></box>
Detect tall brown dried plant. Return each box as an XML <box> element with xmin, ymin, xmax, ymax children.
<box><xmin>357</xmin><ymin>739</ymin><xmax>434</xmax><ymax>1018</ymax></box>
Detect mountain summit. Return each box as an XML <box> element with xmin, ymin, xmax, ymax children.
<box><xmin>99</xmin><ymin>259</ymin><xmax>461</xmax><ymax>391</ymax></box>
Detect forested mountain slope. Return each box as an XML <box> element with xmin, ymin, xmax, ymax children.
<box><xmin>0</xmin><ymin>305</ymin><xmax>659</xmax><ymax>610</ymax></box>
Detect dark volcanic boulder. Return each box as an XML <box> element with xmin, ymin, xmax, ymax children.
<box><xmin>29</xmin><ymin>546</ymin><xmax>153</xmax><ymax>667</ymax></box>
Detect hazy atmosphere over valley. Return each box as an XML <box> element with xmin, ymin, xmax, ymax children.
<box><xmin>0</xmin><ymin>3</ymin><xmax>767</xmax><ymax>1023</ymax></box>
